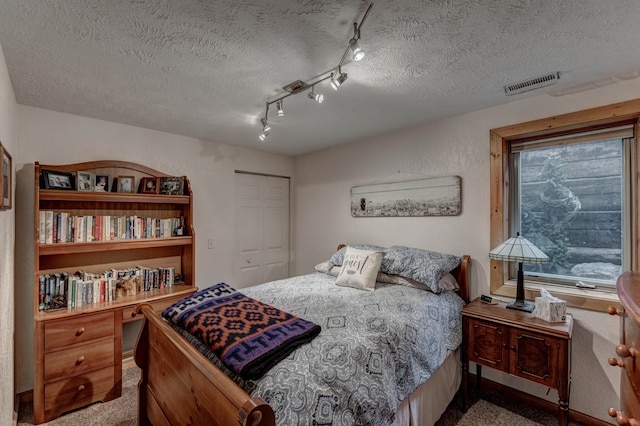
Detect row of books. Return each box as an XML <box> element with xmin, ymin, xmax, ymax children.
<box><xmin>38</xmin><ymin>265</ymin><xmax>177</xmax><ymax>311</ymax></box>
<box><xmin>38</xmin><ymin>211</ymin><xmax>186</xmax><ymax>244</ymax></box>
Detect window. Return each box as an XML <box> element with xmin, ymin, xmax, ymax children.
<box><xmin>512</xmin><ymin>128</ymin><xmax>632</xmax><ymax>290</ymax></box>
<box><xmin>490</xmin><ymin>99</ymin><xmax>640</xmax><ymax>312</ymax></box>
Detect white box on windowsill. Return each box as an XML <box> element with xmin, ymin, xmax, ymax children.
<box><xmin>534</xmin><ymin>288</ymin><xmax>567</xmax><ymax>323</ymax></box>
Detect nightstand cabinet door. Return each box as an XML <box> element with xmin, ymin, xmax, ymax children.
<box><xmin>467</xmin><ymin>318</ymin><xmax>509</xmax><ymax>373</ymax></box>
<box><xmin>510</xmin><ymin>329</ymin><xmax>563</xmax><ymax>388</ymax></box>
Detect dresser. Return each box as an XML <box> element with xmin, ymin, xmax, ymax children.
<box><xmin>461</xmin><ymin>298</ymin><xmax>573</xmax><ymax>426</ymax></box>
<box><xmin>608</xmin><ymin>272</ymin><xmax>640</xmax><ymax>425</ymax></box>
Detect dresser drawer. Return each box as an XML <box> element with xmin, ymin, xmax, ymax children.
<box><xmin>44</xmin><ymin>312</ymin><xmax>115</xmax><ymax>351</ymax></box>
<box><xmin>622</xmin><ymin>311</ymin><xmax>640</xmax><ymax>400</ymax></box>
<box><xmin>122</xmin><ymin>297</ymin><xmax>181</xmax><ymax>323</ymax></box>
<box><xmin>44</xmin><ymin>338</ymin><xmax>115</xmax><ymax>382</ymax></box>
<box><xmin>44</xmin><ymin>365</ymin><xmax>119</xmax><ymax>413</ymax></box>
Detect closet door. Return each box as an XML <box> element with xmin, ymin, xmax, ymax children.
<box><xmin>234</xmin><ymin>172</ymin><xmax>290</xmax><ymax>287</ymax></box>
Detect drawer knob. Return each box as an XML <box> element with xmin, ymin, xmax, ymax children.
<box><xmin>76</xmin><ymin>355</ymin><xmax>85</xmax><ymax>365</ymax></box>
<box><xmin>77</xmin><ymin>384</ymin><xmax>85</xmax><ymax>392</ymax></box>
<box><xmin>608</xmin><ymin>407</ymin><xmax>640</xmax><ymax>425</ymax></box>
<box><xmin>608</xmin><ymin>357</ymin><xmax>625</xmax><ymax>368</ymax></box>
<box><xmin>130</xmin><ymin>311</ymin><xmax>137</xmax><ymax>318</ymax></box>
<box><xmin>608</xmin><ymin>306</ymin><xmax>624</xmax><ymax>316</ymax></box>
<box><xmin>76</xmin><ymin>327</ymin><xmax>86</xmax><ymax>336</ymax></box>
<box><xmin>616</xmin><ymin>344</ymin><xmax>637</xmax><ymax>359</ymax></box>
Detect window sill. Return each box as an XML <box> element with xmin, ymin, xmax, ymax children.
<box><xmin>491</xmin><ymin>279</ymin><xmax>621</xmax><ymax>313</ymax></box>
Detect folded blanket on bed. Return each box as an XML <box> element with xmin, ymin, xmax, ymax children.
<box><xmin>162</xmin><ymin>282</ymin><xmax>321</xmax><ymax>380</ymax></box>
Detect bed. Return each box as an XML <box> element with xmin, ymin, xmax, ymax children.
<box><xmin>134</xmin><ymin>245</ymin><xmax>471</xmax><ymax>426</ymax></box>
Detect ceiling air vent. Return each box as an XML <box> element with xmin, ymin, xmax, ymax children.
<box><xmin>504</xmin><ymin>72</ymin><xmax>560</xmax><ymax>96</ymax></box>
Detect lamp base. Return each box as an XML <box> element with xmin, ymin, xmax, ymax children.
<box><xmin>506</xmin><ymin>300</ymin><xmax>535</xmax><ymax>313</ymax></box>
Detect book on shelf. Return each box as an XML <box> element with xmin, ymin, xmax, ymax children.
<box><xmin>38</xmin><ymin>211</ymin><xmax>187</xmax><ymax>244</ymax></box>
<box><xmin>38</xmin><ymin>265</ymin><xmax>180</xmax><ymax>311</ymax></box>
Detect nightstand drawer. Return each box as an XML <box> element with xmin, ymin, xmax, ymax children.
<box><xmin>622</xmin><ymin>310</ymin><xmax>640</xmax><ymax>400</ymax></box>
<box><xmin>44</xmin><ymin>312</ymin><xmax>115</xmax><ymax>351</ymax></box>
<box><xmin>44</xmin><ymin>338</ymin><xmax>115</xmax><ymax>382</ymax></box>
<box><xmin>621</xmin><ymin>369</ymin><xmax>640</xmax><ymax>422</ymax></box>
<box><xmin>44</xmin><ymin>365</ymin><xmax>119</xmax><ymax>413</ymax></box>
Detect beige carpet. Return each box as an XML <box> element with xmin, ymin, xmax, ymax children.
<box><xmin>17</xmin><ymin>367</ymin><xmax>138</xmax><ymax>426</ymax></box>
<box><xmin>19</xmin><ymin>367</ymin><xmax>561</xmax><ymax>426</ymax></box>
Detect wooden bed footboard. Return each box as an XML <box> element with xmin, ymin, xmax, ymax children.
<box><xmin>134</xmin><ymin>303</ymin><xmax>276</xmax><ymax>426</ymax></box>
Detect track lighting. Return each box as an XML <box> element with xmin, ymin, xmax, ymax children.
<box><xmin>331</xmin><ymin>70</ymin><xmax>348</xmax><ymax>90</ymax></box>
<box><xmin>260</xmin><ymin>117</ymin><xmax>271</xmax><ymax>132</ymax></box>
<box><xmin>258</xmin><ymin>3</ymin><xmax>373</xmax><ymax>142</ymax></box>
<box><xmin>308</xmin><ymin>87</ymin><xmax>323</xmax><ymax>103</ymax></box>
<box><xmin>349</xmin><ymin>39</ymin><xmax>365</xmax><ymax>61</ymax></box>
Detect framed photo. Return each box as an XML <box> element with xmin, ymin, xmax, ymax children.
<box><xmin>117</xmin><ymin>176</ymin><xmax>135</xmax><ymax>193</ymax></box>
<box><xmin>95</xmin><ymin>175</ymin><xmax>109</xmax><ymax>192</ymax></box>
<box><xmin>160</xmin><ymin>176</ymin><xmax>185</xmax><ymax>195</ymax></box>
<box><xmin>1</xmin><ymin>144</ymin><xmax>10</xmax><ymax>209</ymax></box>
<box><xmin>140</xmin><ymin>177</ymin><xmax>159</xmax><ymax>194</ymax></box>
<box><xmin>42</xmin><ymin>169</ymin><xmax>74</xmax><ymax>190</ymax></box>
<box><xmin>77</xmin><ymin>171</ymin><xmax>95</xmax><ymax>192</ymax></box>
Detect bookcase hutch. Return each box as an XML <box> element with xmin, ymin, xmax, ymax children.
<box><xmin>32</xmin><ymin>160</ymin><xmax>196</xmax><ymax>423</ymax></box>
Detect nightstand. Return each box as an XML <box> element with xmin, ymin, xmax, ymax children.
<box><xmin>461</xmin><ymin>298</ymin><xmax>573</xmax><ymax>426</ymax></box>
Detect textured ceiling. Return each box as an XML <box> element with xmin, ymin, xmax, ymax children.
<box><xmin>1</xmin><ymin>0</ymin><xmax>640</xmax><ymax>156</ymax></box>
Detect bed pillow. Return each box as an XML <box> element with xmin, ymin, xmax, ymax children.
<box><xmin>327</xmin><ymin>244</ymin><xmax>387</xmax><ymax>269</ymax></box>
<box><xmin>384</xmin><ymin>246</ymin><xmax>461</xmax><ymax>293</ymax></box>
<box><xmin>335</xmin><ymin>247</ymin><xmax>384</xmax><ymax>291</ymax></box>
<box><xmin>378</xmin><ymin>271</ymin><xmax>459</xmax><ymax>292</ymax></box>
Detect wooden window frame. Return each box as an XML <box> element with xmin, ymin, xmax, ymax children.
<box><xmin>490</xmin><ymin>99</ymin><xmax>640</xmax><ymax>312</ymax></box>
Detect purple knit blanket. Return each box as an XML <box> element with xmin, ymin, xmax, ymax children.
<box><xmin>162</xmin><ymin>282</ymin><xmax>321</xmax><ymax>380</ymax></box>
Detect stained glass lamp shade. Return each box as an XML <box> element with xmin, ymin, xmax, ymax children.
<box><xmin>489</xmin><ymin>233</ymin><xmax>549</xmax><ymax>312</ymax></box>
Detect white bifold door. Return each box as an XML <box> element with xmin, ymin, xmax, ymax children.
<box><xmin>234</xmin><ymin>172</ymin><xmax>290</xmax><ymax>287</ymax></box>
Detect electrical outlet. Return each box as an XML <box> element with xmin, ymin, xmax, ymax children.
<box><xmin>208</xmin><ymin>238</ymin><xmax>215</xmax><ymax>250</ymax></box>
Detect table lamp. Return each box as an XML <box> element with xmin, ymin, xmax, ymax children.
<box><xmin>489</xmin><ymin>233</ymin><xmax>549</xmax><ymax>312</ymax></box>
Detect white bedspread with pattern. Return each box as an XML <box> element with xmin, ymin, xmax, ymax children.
<box><xmin>175</xmin><ymin>272</ymin><xmax>465</xmax><ymax>425</ymax></box>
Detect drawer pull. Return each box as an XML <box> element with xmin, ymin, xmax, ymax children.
<box><xmin>616</xmin><ymin>344</ymin><xmax>637</xmax><ymax>359</ymax></box>
<box><xmin>76</xmin><ymin>355</ymin><xmax>85</xmax><ymax>365</ymax></box>
<box><xmin>76</xmin><ymin>327</ymin><xmax>86</xmax><ymax>336</ymax></box>
<box><xmin>608</xmin><ymin>357</ymin><xmax>625</xmax><ymax>368</ymax></box>
<box><xmin>608</xmin><ymin>407</ymin><xmax>640</xmax><ymax>425</ymax></box>
<box><xmin>608</xmin><ymin>306</ymin><xmax>624</xmax><ymax>316</ymax></box>
<box><xmin>77</xmin><ymin>384</ymin><xmax>85</xmax><ymax>392</ymax></box>
<box><xmin>130</xmin><ymin>311</ymin><xmax>137</xmax><ymax>318</ymax></box>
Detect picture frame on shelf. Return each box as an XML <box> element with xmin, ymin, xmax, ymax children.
<box><xmin>42</xmin><ymin>169</ymin><xmax>74</xmax><ymax>190</ymax></box>
<box><xmin>1</xmin><ymin>144</ymin><xmax>10</xmax><ymax>209</ymax></box>
<box><xmin>160</xmin><ymin>176</ymin><xmax>185</xmax><ymax>195</ymax></box>
<box><xmin>117</xmin><ymin>175</ymin><xmax>135</xmax><ymax>193</ymax></box>
<box><xmin>95</xmin><ymin>175</ymin><xmax>109</xmax><ymax>192</ymax></box>
<box><xmin>140</xmin><ymin>177</ymin><xmax>159</xmax><ymax>194</ymax></box>
<box><xmin>77</xmin><ymin>171</ymin><xmax>95</xmax><ymax>192</ymax></box>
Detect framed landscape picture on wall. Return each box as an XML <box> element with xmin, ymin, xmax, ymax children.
<box><xmin>2</xmin><ymin>146</ymin><xmax>11</xmax><ymax>209</ymax></box>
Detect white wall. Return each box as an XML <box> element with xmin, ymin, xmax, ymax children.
<box><xmin>0</xmin><ymin>42</ymin><xmax>17</xmax><ymax>425</ymax></box>
<box><xmin>13</xmin><ymin>106</ymin><xmax>295</xmax><ymax>393</ymax></box>
<box><xmin>293</xmin><ymin>79</ymin><xmax>640</xmax><ymax>421</ymax></box>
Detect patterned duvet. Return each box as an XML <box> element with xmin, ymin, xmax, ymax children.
<box><xmin>173</xmin><ymin>272</ymin><xmax>466</xmax><ymax>425</ymax></box>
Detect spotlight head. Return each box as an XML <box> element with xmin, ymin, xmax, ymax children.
<box><xmin>349</xmin><ymin>39</ymin><xmax>364</xmax><ymax>61</ymax></box>
<box><xmin>331</xmin><ymin>72</ymin><xmax>348</xmax><ymax>90</ymax></box>
<box><xmin>258</xmin><ymin>131</ymin><xmax>270</xmax><ymax>141</ymax></box>
<box><xmin>260</xmin><ymin>117</ymin><xmax>271</xmax><ymax>132</ymax></box>
<box><xmin>276</xmin><ymin>100</ymin><xmax>284</xmax><ymax>116</ymax></box>
<box><xmin>308</xmin><ymin>90</ymin><xmax>323</xmax><ymax>103</ymax></box>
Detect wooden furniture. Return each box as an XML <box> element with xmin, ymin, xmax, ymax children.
<box><xmin>134</xmin><ymin>252</ymin><xmax>470</xmax><ymax>426</ymax></box>
<box><xmin>33</xmin><ymin>160</ymin><xmax>196</xmax><ymax>424</ymax></box>
<box><xmin>461</xmin><ymin>298</ymin><xmax>573</xmax><ymax>426</ymax></box>
<box><xmin>608</xmin><ymin>271</ymin><xmax>640</xmax><ymax>425</ymax></box>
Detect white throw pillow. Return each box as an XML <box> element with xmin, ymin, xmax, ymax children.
<box><xmin>335</xmin><ymin>247</ymin><xmax>384</xmax><ymax>291</ymax></box>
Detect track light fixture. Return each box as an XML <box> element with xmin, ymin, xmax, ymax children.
<box><xmin>308</xmin><ymin>87</ymin><xmax>324</xmax><ymax>103</ymax></box>
<box><xmin>331</xmin><ymin>69</ymin><xmax>348</xmax><ymax>90</ymax></box>
<box><xmin>349</xmin><ymin>39</ymin><xmax>364</xmax><ymax>61</ymax></box>
<box><xmin>258</xmin><ymin>2</ymin><xmax>373</xmax><ymax>141</ymax></box>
